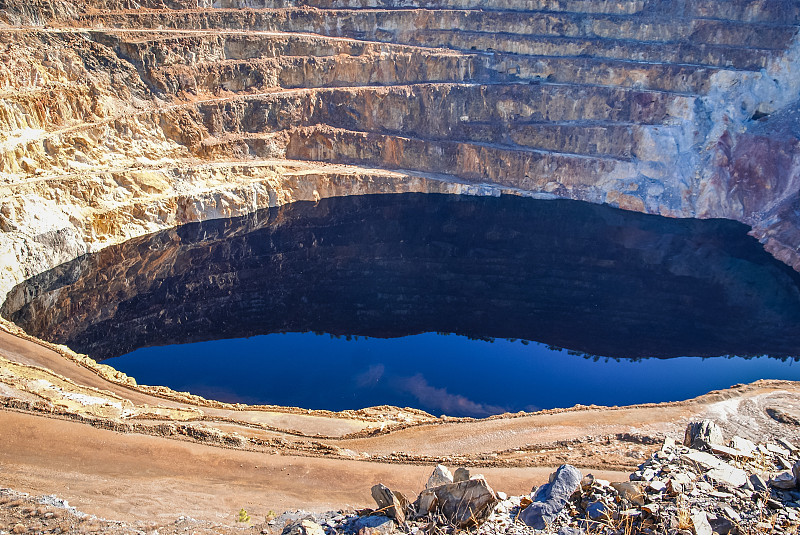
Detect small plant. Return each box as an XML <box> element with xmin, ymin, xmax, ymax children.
<box><xmin>237</xmin><ymin>508</ymin><xmax>250</xmax><ymax>523</ymax></box>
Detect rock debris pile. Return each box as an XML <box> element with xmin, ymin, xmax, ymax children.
<box><xmin>272</xmin><ymin>421</ymin><xmax>800</xmax><ymax>535</ymax></box>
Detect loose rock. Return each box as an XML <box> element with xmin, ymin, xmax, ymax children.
<box><xmin>370</xmin><ymin>484</ymin><xmax>407</xmax><ymax>524</ymax></box>
<box><xmin>281</xmin><ymin>518</ymin><xmax>326</xmax><ymax>535</ymax></box>
<box><xmin>684</xmin><ymin>420</ymin><xmax>723</xmax><ymax>450</ymax></box>
<box><xmin>519</xmin><ymin>464</ymin><xmax>582</xmax><ymax>529</ymax></box>
<box><xmin>423</xmin><ymin>476</ymin><xmax>498</xmax><ymax>528</ymax></box>
<box><xmin>426</xmin><ymin>464</ymin><xmax>454</xmax><ymax>489</ymax></box>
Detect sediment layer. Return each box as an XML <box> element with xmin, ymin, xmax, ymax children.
<box><xmin>0</xmin><ymin>0</ymin><xmax>799</xmax><ymax>303</ymax></box>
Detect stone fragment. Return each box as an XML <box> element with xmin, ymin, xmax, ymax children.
<box><xmin>766</xmin><ymin>443</ymin><xmax>791</xmax><ymax>457</ymax></box>
<box><xmin>710</xmin><ymin>443</ymin><xmax>753</xmax><ymax>460</ymax></box>
<box><xmin>414</xmin><ymin>489</ymin><xmax>437</xmax><ymax>517</ymax></box>
<box><xmin>611</xmin><ymin>481</ymin><xmax>646</xmax><ymax>506</ymax></box>
<box><xmin>691</xmin><ymin>511</ymin><xmax>713</xmax><ymax>535</ymax></box>
<box><xmin>722</xmin><ymin>506</ymin><xmax>741</xmax><ymax>522</ymax></box>
<box><xmin>684</xmin><ymin>421</ymin><xmax>723</xmax><ymax>450</ymax></box>
<box><xmin>709</xmin><ymin>516</ymin><xmax>735</xmax><ymax>535</ymax></box>
<box><xmin>684</xmin><ymin>451</ymin><xmax>747</xmax><ymax>487</ymax></box>
<box><xmin>642</xmin><ymin>503</ymin><xmax>659</xmax><ymax>515</ymax></box>
<box><xmin>353</xmin><ymin>516</ymin><xmax>396</xmax><ymax>535</ymax></box>
<box><xmin>519</xmin><ymin>464</ymin><xmax>582</xmax><ymax>529</ymax></box>
<box><xmin>769</xmin><ymin>471</ymin><xmax>797</xmax><ymax>489</ymax></box>
<box><xmin>557</xmin><ymin>527</ymin><xmax>585</xmax><ymax>535</ymax></box>
<box><xmin>426</xmin><ymin>464</ymin><xmax>453</xmax><ymax>489</ymax></box>
<box><xmin>707</xmin><ymin>466</ymin><xmax>747</xmax><ymax>488</ymax></box>
<box><xmin>696</xmin><ymin>481</ymin><xmax>714</xmax><ymax>493</ymax></box>
<box><xmin>750</xmin><ymin>474</ymin><xmax>769</xmax><ymax>492</ymax></box>
<box><xmin>777</xmin><ymin>438</ymin><xmax>798</xmax><ymax>453</ymax></box>
<box><xmin>427</xmin><ymin>476</ymin><xmax>498</xmax><ymax>528</ymax></box>
<box><xmin>648</xmin><ymin>480</ymin><xmax>666</xmax><ymax>493</ymax></box>
<box><xmin>662</xmin><ymin>436</ymin><xmax>676</xmax><ymax>451</ymax></box>
<box><xmin>684</xmin><ymin>451</ymin><xmax>722</xmax><ymax>470</ymax></box>
<box><xmin>794</xmin><ymin>460</ymin><xmax>800</xmax><ymax>482</ymax></box>
<box><xmin>453</xmin><ymin>467</ymin><xmax>470</xmax><ymax>482</ymax></box>
<box><xmin>371</xmin><ymin>484</ymin><xmax>407</xmax><ymax>523</ymax></box>
<box><xmin>282</xmin><ymin>519</ymin><xmax>326</xmax><ymax>535</ymax></box>
<box><xmin>586</xmin><ymin>501</ymin><xmax>610</xmax><ymax>520</ymax></box>
<box><xmin>729</xmin><ymin>436</ymin><xmax>757</xmax><ymax>457</ymax></box>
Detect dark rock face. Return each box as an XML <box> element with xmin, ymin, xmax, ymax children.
<box><xmin>4</xmin><ymin>193</ymin><xmax>800</xmax><ymax>361</ymax></box>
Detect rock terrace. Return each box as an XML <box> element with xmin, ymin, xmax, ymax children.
<box><xmin>0</xmin><ymin>0</ymin><xmax>800</xmax><ymax>301</ymax></box>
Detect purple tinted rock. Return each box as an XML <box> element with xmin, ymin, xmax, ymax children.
<box><xmin>519</xmin><ymin>464</ymin><xmax>582</xmax><ymax>529</ymax></box>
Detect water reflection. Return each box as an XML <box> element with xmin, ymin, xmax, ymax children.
<box><xmin>3</xmin><ymin>193</ymin><xmax>800</xmax><ymax>362</ymax></box>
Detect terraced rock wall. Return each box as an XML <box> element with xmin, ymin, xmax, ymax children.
<box><xmin>0</xmin><ymin>0</ymin><xmax>799</xmax><ymax>302</ymax></box>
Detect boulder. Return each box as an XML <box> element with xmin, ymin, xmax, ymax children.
<box><xmin>371</xmin><ymin>484</ymin><xmax>408</xmax><ymax>524</ymax></box>
<box><xmin>519</xmin><ymin>464</ymin><xmax>582</xmax><ymax>529</ymax></box>
<box><xmin>684</xmin><ymin>420</ymin><xmax>724</xmax><ymax>450</ymax></box>
<box><xmin>707</xmin><ymin>466</ymin><xmax>748</xmax><ymax>488</ymax></box>
<box><xmin>281</xmin><ymin>519</ymin><xmax>326</xmax><ymax>535</ymax></box>
<box><xmin>415</xmin><ymin>489</ymin><xmax>438</xmax><ymax>517</ymax></box>
<box><xmin>453</xmin><ymin>467</ymin><xmax>470</xmax><ymax>482</ymax></box>
<box><xmin>415</xmin><ymin>476</ymin><xmax>498</xmax><ymax>527</ymax></box>
<box><xmin>794</xmin><ymin>460</ymin><xmax>800</xmax><ymax>483</ymax></box>
<box><xmin>426</xmin><ymin>464</ymin><xmax>454</xmax><ymax>489</ymax></box>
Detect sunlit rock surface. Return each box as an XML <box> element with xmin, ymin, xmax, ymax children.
<box><xmin>0</xmin><ymin>0</ymin><xmax>799</xmax><ymax>303</ymax></box>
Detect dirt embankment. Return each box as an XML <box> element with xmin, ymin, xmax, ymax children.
<box><xmin>1</xmin><ymin>321</ymin><xmax>799</xmax><ymax>526</ymax></box>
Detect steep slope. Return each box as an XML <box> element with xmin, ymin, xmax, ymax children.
<box><xmin>0</xmin><ymin>0</ymin><xmax>799</xmax><ymax>301</ymax></box>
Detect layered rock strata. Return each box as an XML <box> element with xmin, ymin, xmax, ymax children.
<box><xmin>0</xmin><ymin>0</ymin><xmax>799</xmax><ymax>303</ymax></box>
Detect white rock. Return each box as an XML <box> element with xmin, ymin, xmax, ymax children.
<box><xmin>691</xmin><ymin>512</ymin><xmax>713</xmax><ymax>535</ymax></box>
<box><xmin>707</xmin><ymin>466</ymin><xmax>748</xmax><ymax>488</ymax></box>
<box><xmin>766</xmin><ymin>443</ymin><xmax>790</xmax><ymax>457</ymax></box>
<box><xmin>710</xmin><ymin>443</ymin><xmax>753</xmax><ymax>460</ymax></box>
<box><xmin>777</xmin><ymin>438</ymin><xmax>798</xmax><ymax>453</ymax></box>
<box><xmin>729</xmin><ymin>436</ymin><xmax>756</xmax><ymax>456</ymax></box>
<box><xmin>426</xmin><ymin>464</ymin><xmax>454</xmax><ymax>489</ymax></box>
<box><xmin>684</xmin><ymin>451</ymin><xmax>747</xmax><ymax>487</ymax></box>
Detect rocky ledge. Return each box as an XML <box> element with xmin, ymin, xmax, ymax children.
<box><xmin>1</xmin><ymin>420</ymin><xmax>799</xmax><ymax>534</ymax></box>
<box><xmin>270</xmin><ymin>421</ymin><xmax>799</xmax><ymax>535</ymax></box>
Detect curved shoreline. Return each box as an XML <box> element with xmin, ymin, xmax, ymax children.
<box><xmin>1</xmin><ymin>320</ymin><xmax>799</xmax><ymax>525</ymax></box>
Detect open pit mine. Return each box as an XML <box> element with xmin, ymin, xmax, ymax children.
<box><xmin>0</xmin><ymin>0</ymin><xmax>800</xmax><ymax>532</ymax></box>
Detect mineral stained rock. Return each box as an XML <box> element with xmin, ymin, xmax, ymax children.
<box><xmin>1</xmin><ymin>0</ymin><xmax>800</xmax><ymax>306</ymax></box>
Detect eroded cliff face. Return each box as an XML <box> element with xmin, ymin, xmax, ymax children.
<box><xmin>0</xmin><ymin>0</ymin><xmax>799</xmax><ymax>303</ymax></box>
